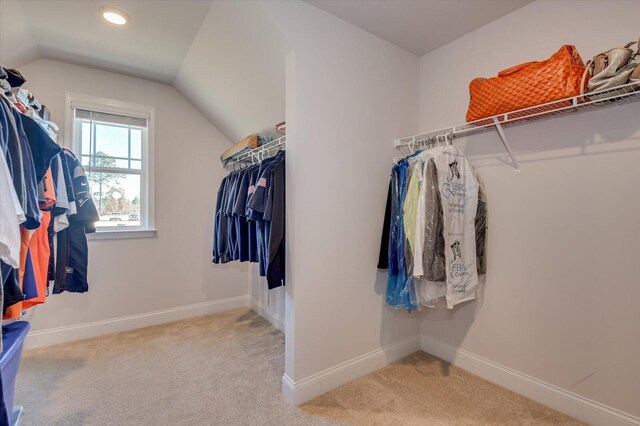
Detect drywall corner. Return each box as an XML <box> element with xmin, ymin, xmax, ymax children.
<box><xmin>283</xmin><ymin>336</ymin><xmax>420</xmax><ymax>406</ymax></box>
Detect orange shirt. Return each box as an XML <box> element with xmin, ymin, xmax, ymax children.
<box><xmin>5</xmin><ymin>166</ymin><xmax>57</xmax><ymax>318</ymax></box>
<box><xmin>22</xmin><ymin>210</ymin><xmax>51</xmax><ymax>310</ymax></box>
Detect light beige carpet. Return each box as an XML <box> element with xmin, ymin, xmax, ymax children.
<box><xmin>302</xmin><ymin>352</ymin><xmax>583</xmax><ymax>426</ymax></box>
<box><xmin>16</xmin><ymin>308</ymin><xmax>581</xmax><ymax>426</ymax></box>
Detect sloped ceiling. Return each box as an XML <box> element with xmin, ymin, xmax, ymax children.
<box><xmin>1</xmin><ymin>0</ymin><xmax>213</xmax><ymax>84</ymax></box>
<box><xmin>0</xmin><ymin>0</ymin><xmax>532</xmax><ymax>143</ymax></box>
<box><xmin>174</xmin><ymin>0</ymin><xmax>288</xmax><ymax>142</ymax></box>
<box><xmin>0</xmin><ymin>0</ymin><xmax>39</xmax><ymax>67</ymax></box>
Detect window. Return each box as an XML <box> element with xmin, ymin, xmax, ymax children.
<box><xmin>67</xmin><ymin>93</ymin><xmax>155</xmax><ymax>238</ymax></box>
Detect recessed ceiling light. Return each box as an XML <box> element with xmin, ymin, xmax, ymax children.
<box><xmin>101</xmin><ymin>8</ymin><xmax>129</xmax><ymax>26</ymax></box>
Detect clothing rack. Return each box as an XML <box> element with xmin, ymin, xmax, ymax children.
<box><xmin>0</xmin><ymin>91</ymin><xmax>59</xmax><ymax>143</ymax></box>
<box><xmin>224</xmin><ymin>135</ymin><xmax>286</xmax><ymax>169</ymax></box>
<box><xmin>394</xmin><ymin>81</ymin><xmax>640</xmax><ymax>174</ymax></box>
<box><xmin>2</xmin><ymin>73</ymin><xmax>94</xmax><ymax>426</ymax></box>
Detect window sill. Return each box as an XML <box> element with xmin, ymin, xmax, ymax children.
<box><xmin>87</xmin><ymin>229</ymin><xmax>157</xmax><ymax>241</ymax></box>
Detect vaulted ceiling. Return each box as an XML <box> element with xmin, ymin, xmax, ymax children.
<box><xmin>0</xmin><ymin>0</ymin><xmax>531</xmax><ymax>143</ymax></box>
<box><xmin>0</xmin><ymin>0</ymin><xmax>213</xmax><ymax>83</ymax></box>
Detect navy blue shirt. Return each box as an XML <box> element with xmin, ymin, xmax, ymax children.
<box><xmin>232</xmin><ymin>167</ymin><xmax>254</xmax><ymax>262</ymax></box>
<box><xmin>20</xmin><ymin>114</ymin><xmax>62</xmax><ymax>183</ymax></box>
<box><xmin>0</xmin><ymin>99</ymin><xmax>31</xmax><ymax>226</ymax></box>
<box><xmin>246</xmin><ymin>167</ymin><xmax>260</xmax><ymax>262</ymax></box>
<box><xmin>213</xmin><ymin>175</ymin><xmax>231</xmax><ymax>263</ymax></box>
<box><xmin>247</xmin><ymin>152</ymin><xmax>284</xmax><ymax>279</ymax></box>
<box><xmin>10</xmin><ymin>105</ymin><xmax>41</xmax><ymax>229</ymax></box>
<box><xmin>225</xmin><ymin>172</ymin><xmax>241</xmax><ymax>260</ymax></box>
<box><xmin>52</xmin><ymin>150</ymin><xmax>99</xmax><ymax>294</ymax></box>
<box><xmin>265</xmin><ymin>156</ymin><xmax>285</xmax><ymax>289</ymax></box>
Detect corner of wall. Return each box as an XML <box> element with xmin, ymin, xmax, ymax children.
<box><xmin>282</xmin><ymin>335</ymin><xmax>420</xmax><ymax>406</ymax></box>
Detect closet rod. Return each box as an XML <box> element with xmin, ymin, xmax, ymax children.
<box><xmin>1</xmin><ymin>91</ymin><xmax>60</xmax><ymax>141</ymax></box>
<box><xmin>395</xmin><ymin>81</ymin><xmax>640</xmax><ymax>174</ymax></box>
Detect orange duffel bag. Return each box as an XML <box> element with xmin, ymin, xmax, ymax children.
<box><xmin>466</xmin><ymin>45</ymin><xmax>587</xmax><ymax>122</ymax></box>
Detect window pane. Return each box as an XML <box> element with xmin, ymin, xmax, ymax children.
<box><xmin>95</xmin><ymin>123</ymin><xmax>129</xmax><ymax>158</ymax></box>
<box><xmin>89</xmin><ymin>157</ymin><xmax>130</xmax><ymax>169</ymax></box>
<box><xmin>81</xmin><ymin>122</ymin><xmax>91</xmax><ymax>156</ymax></box>
<box><xmin>130</xmin><ymin>160</ymin><xmax>141</xmax><ymax>170</ymax></box>
<box><xmin>81</xmin><ymin>155</ymin><xmax>91</xmax><ymax>167</ymax></box>
<box><xmin>86</xmin><ymin>172</ymin><xmax>142</xmax><ymax>228</ymax></box>
<box><xmin>131</xmin><ymin>129</ymin><xmax>142</xmax><ymax>160</ymax></box>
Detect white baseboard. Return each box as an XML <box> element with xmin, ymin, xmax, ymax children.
<box><xmin>420</xmin><ymin>335</ymin><xmax>640</xmax><ymax>426</ymax></box>
<box><xmin>250</xmin><ymin>298</ymin><xmax>284</xmax><ymax>332</ymax></box>
<box><xmin>25</xmin><ymin>296</ymin><xmax>250</xmax><ymax>349</ymax></box>
<box><xmin>282</xmin><ymin>336</ymin><xmax>420</xmax><ymax>406</ymax></box>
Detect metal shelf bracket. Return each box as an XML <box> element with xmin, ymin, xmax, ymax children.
<box><xmin>394</xmin><ymin>82</ymin><xmax>640</xmax><ymax>176</ymax></box>
<box><xmin>492</xmin><ymin>117</ymin><xmax>520</xmax><ymax>175</ymax></box>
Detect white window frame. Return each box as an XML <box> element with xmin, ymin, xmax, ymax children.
<box><xmin>65</xmin><ymin>92</ymin><xmax>156</xmax><ymax>240</ymax></box>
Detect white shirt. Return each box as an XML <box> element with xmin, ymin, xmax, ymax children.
<box><xmin>53</xmin><ymin>155</ymin><xmax>70</xmax><ymax>232</ymax></box>
<box><xmin>0</xmin><ymin>153</ymin><xmax>24</xmax><ymax>268</ymax></box>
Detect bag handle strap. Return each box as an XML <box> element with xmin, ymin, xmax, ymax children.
<box><xmin>627</xmin><ymin>37</ymin><xmax>640</xmax><ymax>58</ymax></box>
<box><xmin>580</xmin><ymin>57</ymin><xmax>596</xmax><ymax>97</ymax></box>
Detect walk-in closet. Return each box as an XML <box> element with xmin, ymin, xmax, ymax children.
<box><xmin>0</xmin><ymin>1</ymin><xmax>638</xmax><ymax>425</ymax></box>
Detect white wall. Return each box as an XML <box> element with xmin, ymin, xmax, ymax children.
<box><xmin>260</xmin><ymin>1</ymin><xmax>421</xmax><ymax>404</ymax></box>
<box><xmin>419</xmin><ymin>0</ymin><xmax>640</xmax><ymax>420</ymax></box>
<box><xmin>18</xmin><ymin>59</ymin><xmax>250</xmax><ymax>347</ymax></box>
<box><xmin>174</xmin><ymin>0</ymin><xmax>289</xmax><ymax>332</ymax></box>
<box><xmin>175</xmin><ymin>0</ymin><xmax>288</xmax><ymax>142</ymax></box>
<box><xmin>249</xmin><ymin>266</ymin><xmax>285</xmax><ymax>332</ymax></box>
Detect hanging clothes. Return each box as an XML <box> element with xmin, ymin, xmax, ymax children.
<box><xmin>432</xmin><ymin>145</ymin><xmax>479</xmax><ymax>308</ymax></box>
<box><xmin>52</xmin><ymin>149</ymin><xmax>100</xmax><ymax>294</ymax></box>
<box><xmin>264</xmin><ymin>153</ymin><xmax>285</xmax><ymax>288</ymax></box>
<box><xmin>212</xmin><ymin>150</ymin><xmax>285</xmax><ymax>290</ymax></box>
<box><xmin>416</xmin><ymin>156</ymin><xmax>447</xmax><ymax>307</ymax></box>
<box><xmin>386</xmin><ymin>158</ymin><xmax>417</xmax><ymax>311</ymax></box>
<box><xmin>0</xmin><ymin>66</ymin><xmax>101</xmax><ymax>426</ymax></box>
<box><xmin>383</xmin><ymin>144</ymin><xmax>487</xmax><ymax>310</ymax></box>
<box><xmin>1</xmin><ymin>97</ymin><xmax>40</xmax><ymax>230</ymax></box>
<box><xmin>475</xmin><ymin>178</ymin><xmax>488</xmax><ymax>275</ymax></box>
<box><xmin>247</xmin><ymin>151</ymin><xmax>285</xmax><ymax>283</ymax></box>
<box><xmin>377</xmin><ymin>181</ymin><xmax>391</xmax><ymax>269</ymax></box>
<box><xmin>416</xmin><ymin>157</ymin><xmax>445</xmax><ymax>282</ymax></box>
<box><xmin>0</xmin><ymin>72</ymin><xmax>99</xmax><ymax>320</ymax></box>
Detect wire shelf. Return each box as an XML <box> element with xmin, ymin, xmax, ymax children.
<box><xmin>223</xmin><ymin>135</ymin><xmax>286</xmax><ymax>169</ymax></box>
<box><xmin>395</xmin><ymin>81</ymin><xmax>640</xmax><ymax>154</ymax></box>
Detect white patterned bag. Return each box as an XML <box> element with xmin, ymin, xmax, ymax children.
<box><xmin>432</xmin><ymin>146</ymin><xmax>479</xmax><ymax>309</ymax></box>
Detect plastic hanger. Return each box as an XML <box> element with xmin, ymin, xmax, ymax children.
<box><xmin>30</xmin><ymin>116</ymin><xmax>60</xmax><ymax>132</ymax></box>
